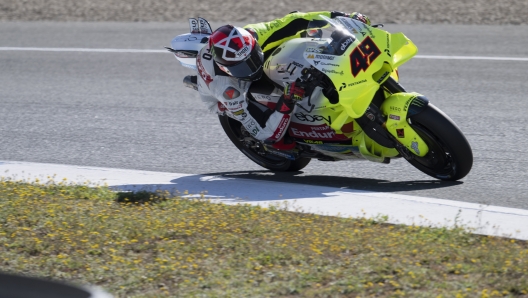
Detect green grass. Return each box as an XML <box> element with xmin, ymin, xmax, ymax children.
<box><xmin>1</xmin><ymin>178</ymin><xmax>527</xmax><ymax>297</ymax></box>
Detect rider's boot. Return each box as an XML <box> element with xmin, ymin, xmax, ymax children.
<box><xmin>183</xmin><ymin>75</ymin><xmax>198</xmax><ymax>90</ymax></box>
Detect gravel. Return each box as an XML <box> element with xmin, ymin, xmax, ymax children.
<box><xmin>1</xmin><ymin>0</ymin><xmax>527</xmax><ymax>25</ymax></box>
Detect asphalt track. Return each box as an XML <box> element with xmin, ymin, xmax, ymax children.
<box><xmin>1</xmin><ymin>22</ymin><xmax>528</xmax><ymax>213</ymax></box>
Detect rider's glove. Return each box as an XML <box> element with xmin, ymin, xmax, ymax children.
<box><xmin>276</xmin><ymin>82</ymin><xmax>305</xmax><ymax>114</ymax></box>
<box><xmin>284</xmin><ymin>82</ymin><xmax>305</xmax><ymax>101</ymax></box>
<box><xmin>350</xmin><ymin>12</ymin><xmax>371</xmax><ymax>26</ymax></box>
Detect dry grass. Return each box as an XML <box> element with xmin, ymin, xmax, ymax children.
<box><xmin>1</xmin><ymin>178</ymin><xmax>527</xmax><ymax>297</ymax></box>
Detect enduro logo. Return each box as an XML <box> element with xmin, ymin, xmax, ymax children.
<box><xmin>290</xmin><ymin>127</ymin><xmax>336</xmax><ymax>139</ymax></box>
<box><xmin>349</xmin><ymin>36</ymin><xmax>381</xmax><ymax>77</ymax></box>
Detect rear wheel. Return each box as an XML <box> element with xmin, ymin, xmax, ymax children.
<box><xmin>218</xmin><ymin>115</ymin><xmax>311</xmax><ymax>171</ymax></box>
<box><xmin>406</xmin><ymin>104</ymin><xmax>473</xmax><ymax>181</ymax></box>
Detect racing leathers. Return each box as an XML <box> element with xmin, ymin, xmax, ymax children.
<box><xmin>197</xmin><ymin>11</ymin><xmax>367</xmax><ymax>146</ymax></box>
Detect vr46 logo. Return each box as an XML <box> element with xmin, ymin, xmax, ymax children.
<box><xmin>349</xmin><ymin>36</ymin><xmax>381</xmax><ymax>77</ymax></box>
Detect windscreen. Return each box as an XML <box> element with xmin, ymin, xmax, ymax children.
<box><xmin>306</xmin><ymin>16</ymin><xmax>357</xmax><ymax>56</ymax></box>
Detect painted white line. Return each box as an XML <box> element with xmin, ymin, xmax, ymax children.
<box><xmin>1</xmin><ymin>47</ymin><xmax>527</xmax><ymax>61</ymax></box>
<box><xmin>415</xmin><ymin>55</ymin><xmax>528</xmax><ymax>61</ymax></box>
<box><xmin>0</xmin><ymin>47</ymin><xmax>166</xmax><ymax>53</ymax></box>
<box><xmin>2</xmin><ymin>160</ymin><xmax>528</xmax><ymax>240</ymax></box>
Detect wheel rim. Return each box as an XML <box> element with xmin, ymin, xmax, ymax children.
<box><xmin>410</xmin><ymin>123</ymin><xmax>457</xmax><ymax>178</ymax></box>
<box><xmin>226</xmin><ymin>118</ymin><xmax>291</xmax><ymax>167</ymax></box>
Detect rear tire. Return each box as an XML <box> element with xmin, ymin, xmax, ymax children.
<box><xmin>218</xmin><ymin>115</ymin><xmax>311</xmax><ymax>172</ymax></box>
<box><xmin>406</xmin><ymin>104</ymin><xmax>473</xmax><ymax>181</ymax></box>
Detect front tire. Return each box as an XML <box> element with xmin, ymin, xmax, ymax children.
<box><xmin>406</xmin><ymin>104</ymin><xmax>473</xmax><ymax>181</ymax></box>
<box><xmin>218</xmin><ymin>115</ymin><xmax>311</xmax><ymax>172</ymax></box>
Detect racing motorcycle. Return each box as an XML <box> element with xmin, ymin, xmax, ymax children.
<box><xmin>167</xmin><ymin>16</ymin><xmax>473</xmax><ymax>181</ymax></box>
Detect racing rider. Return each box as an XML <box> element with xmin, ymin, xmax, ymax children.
<box><xmin>196</xmin><ymin>11</ymin><xmax>371</xmax><ymax>150</ymax></box>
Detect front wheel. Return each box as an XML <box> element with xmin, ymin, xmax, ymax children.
<box><xmin>218</xmin><ymin>115</ymin><xmax>311</xmax><ymax>172</ymax></box>
<box><xmin>406</xmin><ymin>104</ymin><xmax>473</xmax><ymax>181</ymax></box>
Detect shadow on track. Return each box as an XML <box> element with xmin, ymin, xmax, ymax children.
<box><xmin>109</xmin><ymin>170</ymin><xmax>461</xmax><ymax>203</ymax></box>
<box><xmin>199</xmin><ymin>170</ymin><xmax>462</xmax><ymax>193</ymax></box>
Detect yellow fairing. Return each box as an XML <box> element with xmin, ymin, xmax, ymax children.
<box><xmin>380</xmin><ymin>92</ymin><xmax>429</xmax><ymax>157</ymax></box>
<box><xmin>322</xmin><ymin>26</ymin><xmax>425</xmax><ymax>158</ymax></box>
<box><xmin>333</xmin><ymin>29</ymin><xmax>417</xmax><ymax>119</ymax></box>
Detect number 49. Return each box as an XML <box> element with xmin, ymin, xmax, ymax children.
<box><xmin>349</xmin><ymin>36</ymin><xmax>381</xmax><ymax>77</ymax></box>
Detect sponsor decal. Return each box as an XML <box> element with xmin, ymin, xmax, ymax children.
<box><xmin>347</xmin><ymin>19</ymin><xmax>367</xmax><ymax>37</ymax></box>
<box><xmin>305</xmin><ymin>47</ymin><xmax>323</xmax><ymax>53</ymax></box>
<box><xmin>403</xmin><ymin>97</ymin><xmax>415</xmax><ymax>112</ymax></box>
<box><xmin>217</xmin><ymin>102</ymin><xmax>227</xmax><ymax>113</ymax></box>
<box><xmin>385</xmin><ymin>34</ymin><xmax>391</xmax><ymax>57</ymax></box>
<box><xmin>303</xmin><ymin>139</ymin><xmax>324</xmax><ymax>144</ymax></box>
<box><xmin>411</xmin><ymin>141</ymin><xmax>420</xmax><ymax>155</ymax></box>
<box><xmin>227</xmin><ymin>100</ymin><xmax>244</xmax><ymax>110</ymax></box>
<box><xmin>362</xmin><ymin>23</ymin><xmax>376</xmax><ymax>38</ymax></box>
<box><xmin>347</xmin><ymin>79</ymin><xmax>367</xmax><ymax>87</ymax></box>
<box><xmin>277</xmin><ymin>61</ymin><xmax>304</xmax><ymax>76</ymax></box>
<box><xmin>294</xmin><ymin>112</ymin><xmax>332</xmax><ymax>124</ymax></box>
<box><xmin>340</xmin><ymin>37</ymin><xmax>354</xmax><ymax>51</ymax></box>
<box><xmin>245</xmin><ymin>119</ymin><xmax>260</xmax><ymax>137</ymax></box>
<box><xmin>236</xmin><ymin>46</ymin><xmax>250</xmax><ymax>57</ymax></box>
<box><xmin>396</xmin><ymin>128</ymin><xmax>405</xmax><ymax>138</ymax></box>
<box><xmin>253</xmin><ymin>94</ymin><xmax>272</xmax><ymax>101</ymax></box>
<box><xmin>322</xmin><ymin>68</ymin><xmax>344</xmax><ymax>76</ymax></box>
<box><xmin>306</xmin><ymin>54</ymin><xmax>315</xmax><ymax>59</ymax></box>
<box><xmin>411</xmin><ymin>97</ymin><xmax>427</xmax><ymax>108</ymax></box>
<box><xmin>349</xmin><ymin>36</ymin><xmax>381</xmax><ymax>77</ymax></box>
<box><xmin>223</xmin><ymin>87</ymin><xmax>240</xmax><ymax>100</ymax></box>
<box><xmin>313</xmin><ymin>60</ymin><xmax>320</xmax><ymax>65</ymax></box>
<box><xmin>271</xmin><ymin>115</ymin><xmax>290</xmax><ymax>140</ymax></box>
<box><xmin>291</xmin><ymin>61</ymin><xmax>304</xmax><ymax>68</ymax></box>
<box><xmin>390</xmin><ymin>106</ymin><xmax>401</xmax><ymax>112</ymax></box>
<box><xmin>315</xmin><ymin>54</ymin><xmax>335</xmax><ymax>60</ymax></box>
<box><xmin>269</xmin><ymin>20</ymin><xmax>280</xmax><ymax>30</ymax></box>
<box><xmin>337</xmin><ymin>18</ymin><xmax>355</xmax><ymax>33</ymax></box>
<box><xmin>389</xmin><ymin>114</ymin><xmax>400</xmax><ymax>121</ymax></box>
<box><xmin>339</xmin><ymin>82</ymin><xmax>347</xmax><ymax>91</ymax></box>
<box><xmin>196</xmin><ymin>55</ymin><xmax>213</xmax><ymax>87</ymax></box>
<box><xmin>231</xmin><ymin>110</ymin><xmax>247</xmax><ymax>120</ymax></box>
<box><xmin>321</xmin><ymin>62</ymin><xmax>339</xmax><ymax>67</ymax></box>
<box><xmin>376</xmin><ymin>71</ymin><xmax>390</xmax><ymax>83</ymax></box>
<box><xmin>289</xmin><ymin>123</ymin><xmax>351</xmax><ymax>141</ymax></box>
<box><xmin>291</xmin><ymin>127</ymin><xmax>336</xmax><ymax>139</ymax></box>
<box><xmin>366</xmin><ymin>112</ymin><xmax>376</xmax><ymax>121</ymax></box>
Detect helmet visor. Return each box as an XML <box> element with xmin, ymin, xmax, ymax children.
<box><xmin>218</xmin><ymin>44</ymin><xmax>263</xmax><ymax>80</ymax></box>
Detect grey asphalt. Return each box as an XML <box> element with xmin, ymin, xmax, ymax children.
<box><xmin>1</xmin><ymin>22</ymin><xmax>528</xmax><ymax>209</ymax></box>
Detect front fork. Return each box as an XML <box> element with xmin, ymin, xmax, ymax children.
<box><xmin>356</xmin><ymin>78</ymin><xmax>430</xmax><ymax>159</ymax></box>
<box><xmin>380</xmin><ymin>93</ymin><xmax>430</xmax><ymax>158</ymax></box>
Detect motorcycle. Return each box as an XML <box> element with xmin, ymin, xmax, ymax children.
<box><xmin>167</xmin><ymin>16</ymin><xmax>473</xmax><ymax>181</ymax></box>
